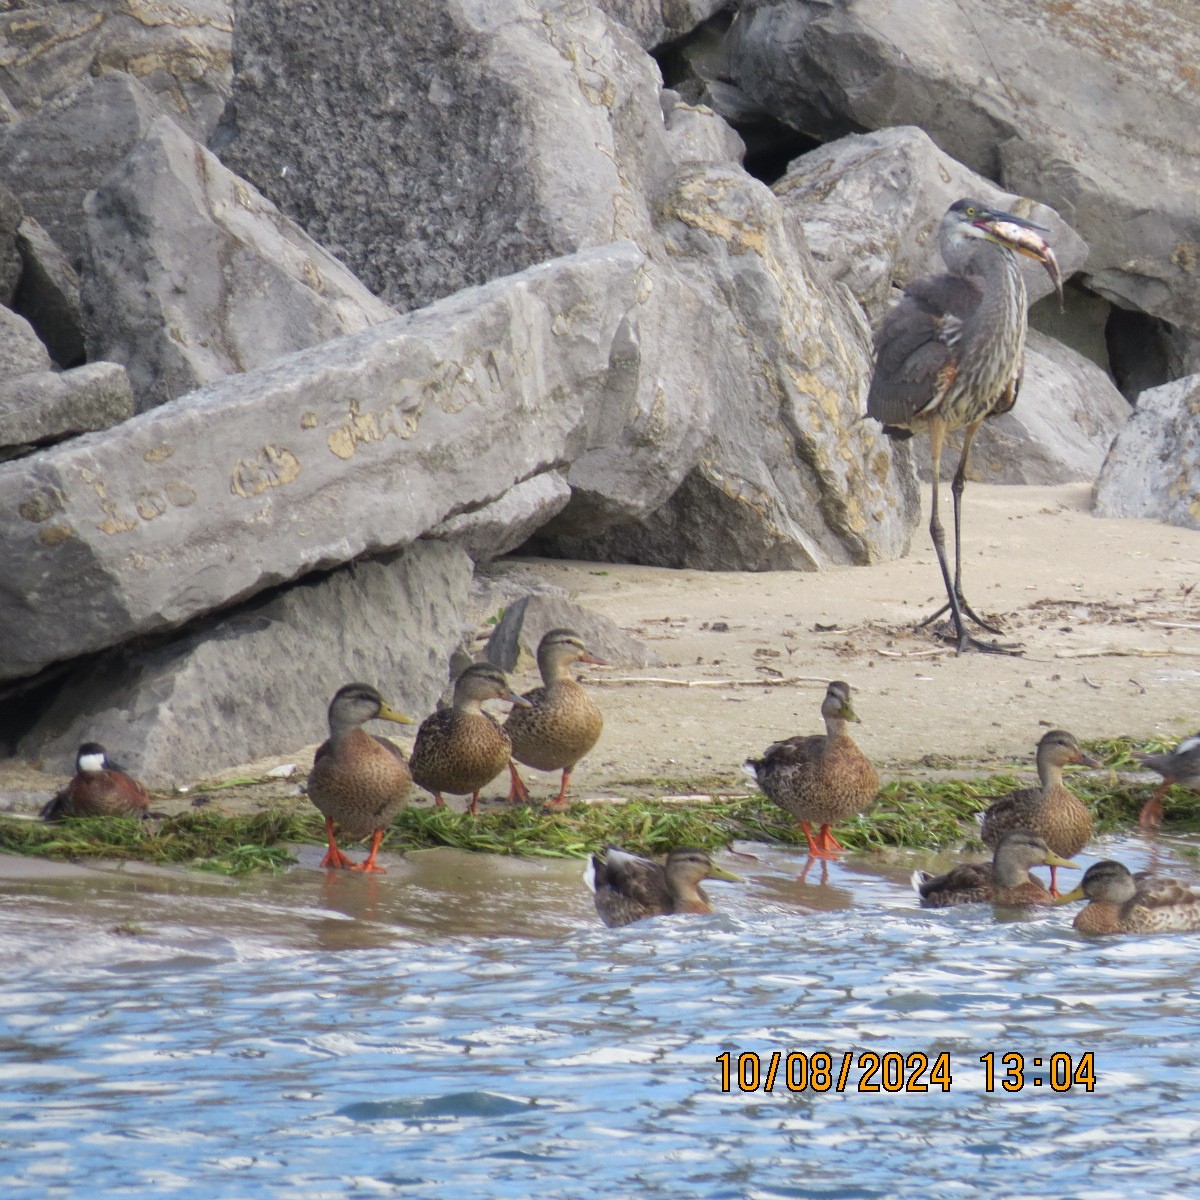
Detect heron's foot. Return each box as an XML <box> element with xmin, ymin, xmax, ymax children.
<box><xmin>947</xmin><ymin>627</ymin><xmax>1023</xmax><ymax>657</ymax></box>
<box><xmin>916</xmin><ymin>597</ymin><xmax>1006</xmax><ymax>636</ymax></box>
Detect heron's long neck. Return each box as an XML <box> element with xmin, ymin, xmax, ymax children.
<box><xmin>957</xmin><ymin>244</ymin><xmax>1028</xmax><ymax>400</ymax></box>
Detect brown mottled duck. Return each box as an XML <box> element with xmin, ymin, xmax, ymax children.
<box><xmin>41</xmin><ymin>743</ymin><xmax>151</xmax><ymax>820</ymax></box>
<box><xmin>744</xmin><ymin>681</ymin><xmax>879</xmax><ymax>860</ymax></box>
<box><xmin>1135</xmin><ymin>733</ymin><xmax>1200</xmax><ymax>829</ymax></box>
<box><xmin>586</xmin><ymin>846</ymin><xmax>742</xmax><ymax>928</ymax></box>
<box><xmin>912</xmin><ymin>830</ymin><xmax>1079</xmax><ymax>908</ymax></box>
<box><xmin>308</xmin><ymin>683</ymin><xmax>415</xmax><ymax>872</ymax></box>
<box><xmin>409</xmin><ymin>662</ymin><xmax>531</xmax><ymax>816</ymax></box>
<box><xmin>504</xmin><ymin>628</ymin><xmax>605</xmax><ymax>810</ymax></box>
<box><xmin>1058</xmin><ymin>860</ymin><xmax>1200</xmax><ymax>935</ymax></box>
<box><xmin>980</xmin><ymin>729</ymin><xmax>1099</xmax><ymax>895</ymax></box>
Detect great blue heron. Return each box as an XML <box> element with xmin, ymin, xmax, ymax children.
<box><xmin>867</xmin><ymin>199</ymin><xmax>1062</xmax><ymax>654</ymax></box>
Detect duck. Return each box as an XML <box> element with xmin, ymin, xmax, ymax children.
<box><xmin>1058</xmin><ymin>859</ymin><xmax>1200</xmax><ymax>934</ymax></box>
<box><xmin>585</xmin><ymin>845</ymin><xmax>742</xmax><ymax>927</ymax></box>
<box><xmin>1135</xmin><ymin>733</ymin><xmax>1200</xmax><ymax>828</ymax></box>
<box><xmin>41</xmin><ymin>743</ymin><xmax>151</xmax><ymax>820</ymax></box>
<box><xmin>409</xmin><ymin>662</ymin><xmax>531</xmax><ymax>815</ymax></box>
<box><xmin>980</xmin><ymin>729</ymin><xmax>1099</xmax><ymax>895</ymax></box>
<box><xmin>308</xmin><ymin>683</ymin><xmax>415</xmax><ymax>871</ymax></box>
<box><xmin>912</xmin><ymin>830</ymin><xmax>1079</xmax><ymax>908</ymax></box>
<box><xmin>744</xmin><ymin>681</ymin><xmax>879</xmax><ymax>859</ymax></box>
<box><xmin>504</xmin><ymin>628</ymin><xmax>605</xmax><ymax>810</ymax></box>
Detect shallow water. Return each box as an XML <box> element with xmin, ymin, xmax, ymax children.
<box><xmin>2</xmin><ymin>833</ymin><xmax>1199</xmax><ymax>1198</ymax></box>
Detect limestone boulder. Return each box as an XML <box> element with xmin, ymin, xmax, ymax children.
<box><xmin>0</xmin><ymin>362</ymin><xmax>134</xmax><ymax>460</ymax></box>
<box><xmin>911</xmin><ymin>332</ymin><xmax>1129</xmax><ymax>486</ymax></box>
<box><xmin>724</xmin><ymin>0</ymin><xmax>1200</xmax><ymax>339</ymax></box>
<box><xmin>428</xmin><ymin>472</ymin><xmax>572</xmax><ymax>563</ymax></box>
<box><xmin>0</xmin><ymin>242</ymin><xmax>648</xmax><ymax>685</ymax></box>
<box><xmin>1094</xmin><ymin>376</ymin><xmax>1200</xmax><ymax>531</ymax></box>
<box><xmin>538</xmin><ymin>166</ymin><xmax>920</xmax><ymax>571</ymax></box>
<box><xmin>82</xmin><ymin>116</ymin><xmax>397</xmax><ymax>411</ymax></box>
<box><xmin>219</xmin><ymin>0</ymin><xmax>919</xmax><ymax>570</ymax></box>
<box><xmin>0</xmin><ymin>1</ymin><xmax>231</xmax><ymax>138</ymax></box>
<box><xmin>0</xmin><ymin>185</ymin><xmax>22</xmax><ymax>304</ymax></box>
<box><xmin>16</xmin><ymin>540</ymin><xmax>474</xmax><ymax>787</ymax></box>
<box><xmin>0</xmin><ymin>73</ymin><xmax>163</xmax><ymax>268</ymax></box>
<box><xmin>594</xmin><ymin>0</ymin><xmax>729</xmax><ymax>50</ymax></box>
<box><xmin>773</xmin><ymin>127</ymin><xmax>1089</xmax><ymax>323</ymax></box>
<box><xmin>0</xmin><ymin>306</ymin><xmax>51</xmax><ymax>380</ymax></box>
<box><xmin>13</xmin><ymin>217</ymin><xmax>84</xmax><ymax>368</ymax></box>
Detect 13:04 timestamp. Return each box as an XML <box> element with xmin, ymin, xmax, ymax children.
<box><xmin>980</xmin><ymin>1052</ymin><xmax>1095</xmax><ymax>1092</ymax></box>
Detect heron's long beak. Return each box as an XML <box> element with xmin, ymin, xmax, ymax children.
<box><xmin>982</xmin><ymin>213</ymin><xmax>1064</xmax><ymax>309</ymax></box>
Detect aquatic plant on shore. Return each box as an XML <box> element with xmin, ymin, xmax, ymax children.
<box><xmin>0</xmin><ymin>735</ymin><xmax>1191</xmax><ymax>873</ymax></box>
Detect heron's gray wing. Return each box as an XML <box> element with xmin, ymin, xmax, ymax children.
<box><xmin>867</xmin><ymin>273</ymin><xmax>984</xmax><ymax>427</ymax></box>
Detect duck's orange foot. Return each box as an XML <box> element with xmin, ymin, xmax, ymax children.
<box><xmin>543</xmin><ymin>798</ymin><xmax>570</xmax><ymax>813</ymax></box>
<box><xmin>351</xmin><ymin>830</ymin><xmax>387</xmax><ymax>872</ymax></box>
<box><xmin>1138</xmin><ymin>790</ymin><xmax>1166</xmax><ymax>829</ymax></box>
<box><xmin>507</xmin><ymin>761</ymin><xmax>532</xmax><ymax>804</ymax></box>
<box><xmin>320</xmin><ymin>846</ymin><xmax>357</xmax><ymax>869</ymax></box>
<box><xmin>819</xmin><ymin>826</ymin><xmax>845</xmax><ymax>853</ymax></box>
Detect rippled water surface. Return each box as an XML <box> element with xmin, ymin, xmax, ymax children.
<box><xmin>2</xmin><ymin>833</ymin><xmax>1199</xmax><ymax>1198</ymax></box>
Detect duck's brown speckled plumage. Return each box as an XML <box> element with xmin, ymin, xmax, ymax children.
<box><xmin>504</xmin><ymin>629</ymin><xmax>604</xmax><ymax>809</ymax></box>
<box><xmin>41</xmin><ymin>743</ymin><xmax>150</xmax><ymax>820</ymax></box>
<box><xmin>410</xmin><ymin>663</ymin><xmax>530</xmax><ymax>815</ymax></box>
<box><xmin>588</xmin><ymin>846</ymin><xmax>741</xmax><ymax>928</ymax></box>
<box><xmin>980</xmin><ymin>730</ymin><xmax>1097</xmax><ymax>892</ymax></box>
<box><xmin>913</xmin><ymin>831</ymin><xmax>1078</xmax><ymax>908</ymax></box>
<box><xmin>308</xmin><ymin>683</ymin><xmax>415</xmax><ymax>871</ymax></box>
<box><xmin>745</xmin><ymin>681</ymin><xmax>879</xmax><ymax>859</ymax></box>
<box><xmin>1061</xmin><ymin>860</ymin><xmax>1200</xmax><ymax>935</ymax></box>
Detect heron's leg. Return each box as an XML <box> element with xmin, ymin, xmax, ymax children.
<box><xmin>949</xmin><ymin>421</ymin><xmax>1005</xmax><ymax>634</ymax></box>
<box><xmin>921</xmin><ymin>423</ymin><xmax>1019</xmax><ymax>656</ymax></box>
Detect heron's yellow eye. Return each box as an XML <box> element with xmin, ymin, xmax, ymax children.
<box><xmin>966</xmin><ymin>206</ymin><xmax>977</xmax><ymax>216</ymax></box>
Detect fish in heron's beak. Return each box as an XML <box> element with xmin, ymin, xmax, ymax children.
<box><xmin>984</xmin><ymin>214</ymin><xmax>1064</xmax><ymax>310</ymax></box>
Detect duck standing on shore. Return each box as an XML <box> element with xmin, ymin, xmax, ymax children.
<box><xmin>504</xmin><ymin>628</ymin><xmax>605</xmax><ymax>810</ymax></box>
<box><xmin>410</xmin><ymin>662</ymin><xmax>531</xmax><ymax>816</ymax></box>
<box><xmin>745</xmin><ymin>681</ymin><xmax>879</xmax><ymax>861</ymax></box>
<box><xmin>308</xmin><ymin>683</ymin><xmax>415</xmax><ymax>871</ymax></box>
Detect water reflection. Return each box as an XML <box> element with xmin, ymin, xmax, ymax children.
<box><xmin>0</xmin><ymin>834</ymin><xmax>1198</xmax><ymax>1197</ymax></box>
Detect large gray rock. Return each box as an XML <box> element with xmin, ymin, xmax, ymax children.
<box><xmin>913</xmin><ymin>332</ymin><xmax>1129</xmax><ymax>486</ymax></box>
<box><xmin>0</xmin><ymin>185</ymin><xmax>22</xmax><ymax>305</ymax></box>
<box><xmin>0</xmin><ymin>306</ymin><xmax>51</xmax><ymax>379</ymax></box>
<box><xmin>594</xmin><ymin>0</ymin><xmax>728</xmax><ymax>50</ymax></box>
<box><xmin>0</xmin><ymin>73</ymin><xmax>163</xmax><ymax>267</ymax></box>
<box><xmin>0</xmin><ymin>2</ymin><xmax>231</xmax><ymax>138</ymax></box>
<box><xmin>82</xmin><ymin>115</ymin><xmax>397</xmax><ymax>411</ymax></box>
<box><xmin>1094</xmin><ymin>375</ymin><xmax>1200</xmax><ymax>531</ymax></box>
<box><xmin>773</xmin><ymin>127</ymin><xmax>1089</xmax><ymax>323</ymax></box>
<box><xmin>428</xmin><ymin>471</ymin><xmax>572</xmax><ymax>563</ymax></box>
<box><xmin>13</xmin><ymin>217</ymin><xmax>84</xmax><ymax>368</ymax></box>
<box><xmin>540</xmin><ymin>164</ymin><xmax>920</xmax><ymax>571</ymax></box>
<box><xmin>16</xmin><ymin>539</ymin><xmax>474</xmax><ymax>787</ymax></box>
<box><xmin>0</xmin><ymin>362</ymin><xmax>134</xmax><ymax>460</ymax></box>
<box><xmin>0</xmin><ymin>242</ymin><xmax>648</xmax><ymax>684</ymax></box>
<box><xmin>479</xmin><ymin>585</ymin><xmax>659</xmax><ymax>670</ymax></box>
<box><xmin>724</xmin><ymin>0</ymin><xmax>1200</xmax><ymax>339</ymax></box>
<box><xmin>221</xmin><ymin>0</ymin><xmax>918</xmax><ymax>571</ymax></box>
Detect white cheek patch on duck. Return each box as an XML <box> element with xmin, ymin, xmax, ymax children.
<box><xmin>78</xmin><ymin>753</ymin><xmax>107</xmax><ymax>773</ymax></box>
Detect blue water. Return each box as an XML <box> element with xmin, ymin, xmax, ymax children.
<box><xmin>2</xmin><ymin>834</ymin><xmax>1199</xmax><ymax>1198</ymax></box>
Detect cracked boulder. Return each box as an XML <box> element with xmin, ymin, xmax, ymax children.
<box><xmin>0</xmin><ymin>242</ymin><xmax>649</xmax><ymax>685</ymax></box>
<box><xmin>82</xmin><ymin>115</ymin><xmax>396</xmax><ymax>411</ymax></box>
<box><xmin>1094</xmin><ymin>375</ymin><xmax>1200</xmax><ymax>531</ymax></box>
<box><xmin>16</xmin><ymin>540</ymin><xmax>474</xmax><ymax>787</ymax></box>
